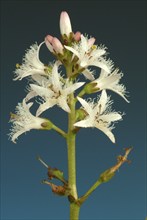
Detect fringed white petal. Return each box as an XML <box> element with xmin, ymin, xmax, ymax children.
<box><xmin>64</xmin><ymin>82</ymin><xmax>85</xmax><ymax>94</ymax></box>
<box><xmin>25</xmin><ymin>91</ymin><xmax>37</xmax><ymax>102</ymax></box>
<box><xmin>52</xmin><ymin>61</ymin><xmax>62</xmax><ymax>91</ymax></box>
<box><xmin>107</xmin><ymin>88</ymin><xmax>130</xmax><ymax>103</ymax></box>
<box><xmin>74</xmin><ymin>118</ymin><xmax>93</xmax><ymax>128</ymax></box>
<box><xmin>64</xmin><ymin>45</ymin><xmax>80</xmax><ymax>58</ymax></box>
<box><xmin>30</xmin><ymin>84</ymin><xmax>54</xmax><ymax>98</ymax></box>
<box><xmin>12</xmin><ymin>129</ymin><xmax>27</xmax><ymax>143</ymax></box>
<box><xmin>77</xmin><ymin>97</ymin><xmax>93</xmax><ymax>116</ymax></box>
<box><xmin>82</xmin><ymin>69</ymin><xmax>95</xmax><ymax>81</ymax></box>
<box><xmin>36</xmin><ymin>100</ymin><xmax>56</xmax><ymax>116</ymax></box>
<box><xmin>100</xmin><ymin>113</ymin><xmax>122</xmax><ymax>122</ymax></box>
<box><xmin>95</xmin><ymin>125</ymin><xmax>115</xmax><ymax>143</ymax></box>
<box><xmin>92</xmin><ymin>60</ymin><xmax>111</xmax><ymax>73</ymax></box>
<box><xmin>58</xmin><ymin>96</ymin><xmax>70</xmax><ymax>112</ymax></box>
<box><xmin>20</xmin><ymin>69</ymin><xmax>46</xmax><ymax>79</ymax></box>
<box><xmin>97</xmin><ymin>90</ymin><xmax>108</xmax><ymax>113</ymax></box>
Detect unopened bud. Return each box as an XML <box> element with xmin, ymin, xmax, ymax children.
<box><xmin>60</xmin><ymin>11</ymin><xmax>72</xmax><ymax>36</ymax></box>
<box><xmin>45</xmin><ymin>35</ymin><xmax>54</xmax><ymax>52</ymax></box>
<box><xmin>84</xmin><ymin>82</ymin><xmax>99</xmax><ymax>94</ymax></box>
<box><xmin>52</xmin><ymin>37</ymin><xmax>64</xmax><ymax>54</ymax></box>
<box><xmin>75</xmin><ymin>109</ymin><xmax>87</xmax><ymax>121</ymax></box>
<box><xmin>74</xmin><ymin>31</ymin><xmax>81</xmax><ymax>41</ymax></box>
<box><xmin>88</xmin><ymin>37</ymin><xmax>96</xmax><ymax>47</ymax></box>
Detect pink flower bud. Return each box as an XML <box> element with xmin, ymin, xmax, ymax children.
<box><xmin>45</xmin><ymin>35</ymin><xmax>54</xmax><ymax>52</ymax></box>
<box><xmin>60</xmin><ymin>11</ymin><xmax>72</xmax><ymax>36</ymax></box>
<box><xmin>88</xmin><ymin>37</ymin><xmax>96</xmax><ymax>47</ymax></box>
<box><xmin>52</xmin><ymin>37</ymin><xmax>64</xmax><ymax>54</ymax></box>
<box><xmin>45</xmin><ymin>35</ymin><xmax>53</xmax><ymax>43</ymax></box>
<box><xmin>74</xmin><ymin>31</ymin><xmax>81</xmax><ymax>41</ymax></box>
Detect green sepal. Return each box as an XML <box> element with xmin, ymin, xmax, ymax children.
<box><xmin>75</xmin><ymin>109</ymin><xmax>87</xmax><ymax>121</ymax></box>
<box><xmin>84</xmin><ymin>82</ymin><xmax>99</xmax><ymax>94</ymax></box>
<box><xmin>41</xmin><ymin>120</ymin><xmax>53</xmax><ymax>130</ymax></box>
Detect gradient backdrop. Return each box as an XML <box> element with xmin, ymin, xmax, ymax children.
<box><xmin>1</xmin><ymin>0</ymin><xmax>146</xmax><ymax>219</ymax></box>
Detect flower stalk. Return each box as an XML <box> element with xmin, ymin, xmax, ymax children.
<box><xmin>67</xmin><ymin>92</ymin><xmax>78</xmax><ymax>200</ymax></box>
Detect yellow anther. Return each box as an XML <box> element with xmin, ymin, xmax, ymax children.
<box><xmin>16</xmin><ymin>63</ymin><xmax>20</xmax><ymax>68</ymax></box>
<box><xmin>91</xmin><ymin>45</ymin><xmax>97</xmax><ymax>50</ymax></box>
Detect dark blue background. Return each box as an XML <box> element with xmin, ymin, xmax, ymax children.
<box><xmin>1</xmin><ymin>0</ymin><xmax>146</xmax><ymax>219</ymax></box>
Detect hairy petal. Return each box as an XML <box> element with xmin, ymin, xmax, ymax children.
<box><xmin>64</xmin><ymin>82</ymin><xmax>85</xmax><ymax>94</ymax></box>
<box><xmin>74</xmin><ymin>118</ymin><xmax>93</xmax><ymax>128</ymax></box>
<box><xmin>96</xmin><ymin>124</ymin><xmax>115</xmax><ymax>143</ymax></box>
<box><xmin>58</xmin><ymin>96</ymin><xmax>70</xmax><ymax>112</ymax></box>
<box><xmin>77</xmin><ymin>97</ymin><xmax>93</xmax><ymax>116</ymax></box>
<box><xmin>36</xmin><ymin>100</ymin><xmax>56</xmax><ymax>116</ymax></box>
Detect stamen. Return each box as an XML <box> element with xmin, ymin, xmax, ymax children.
<box><xmin>16</xmin><ymin>63</ymin><xmax>21</xmax><ymax>68</ymax></box>
<box><xmin>37</xmin><ymin>156</ymin><xmax>48</xmax><ymax>168</ymax></box>
<box><xmin>98</xmin><ymin>104</ymin><xmax>102</xmax><ymax>114</ymax></box>
<box><xmin>96</xmin><ymin>104</ymin><xmax>102</xmax><ymax>120</ymax></box>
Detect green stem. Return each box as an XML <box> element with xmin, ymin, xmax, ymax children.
<box><xmin>67</xmin><ymin>93</ymin><xmax>78</xmax><ymax>199</ymax></box>
<box><xmin>67</xmin><ymin>92</ymin><xmax>81</xmax><ymax>220</ymax></box>
<box><xmin>79</xmin><ymin>180</ymin><xmax>102</xmax><ymax>204</ymax></box>
<box><xmin>52</xmin><ymin>124</ymin><xmax>67</xmax><ymax>138</ymax></box>
<box><xmin>70</xmin><ymin>203</ymin><xmax>80</xmax><ymax>220</ymax></box>
<box><xmin>76</xmin><ymin>89</ymin><xmax>85</xmax><ymax>99</ymax></box>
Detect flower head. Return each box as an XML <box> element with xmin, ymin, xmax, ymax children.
<box><xmin>91</xmin><ymin>68</ymin><xmax>129</xmax><ymax>102</ymax></box>
<box><xmin>14</xmin><ymin>42</ymin><xmax>46</xmax><ymax>80</ymax></box>
<box><xmin>60</xmin><ymin>11</ymin><xmax>72</xmax><ymax>36</ymax></box>
<box><xmin>26</xmin><ymin>61</ymin><xmax>85</xmax><ymax>116</ymax></box>
<box><xmin>65</xmin><ymin>35</ymin><xmax>113</xmax><ymax>80</ymax></box>
<box><xmin>9</xmin><ymin>99</ymin><xmax>52</xmax><ymax>143</ymax></box>
<box><xmin>74</xmin><ymin>90</ymin><xmax>122</xmax><ymax>143</ymax></box>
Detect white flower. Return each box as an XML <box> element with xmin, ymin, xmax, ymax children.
<box><xmin>26</xmin><ymin>61</ymin><xmax>85</xmax><ymax>116</ymax></box>
<box><xmin>93</xmin><ymin>68</ymin><xmax>129</xmax><ymax>102</ymax></box>
<box><xmin>74</xmin><ymin>90</ymin><xmax>122</xmax><ymax>143</ymax></box>
<box><xmin>14</xmin><ymin>42</ymin><xmax>46</xmax><ymax>80</ymax></box>
<box><xmin>64</xmin><ymin>35</ymin><xmax>113</xmax><ymax>80</ymax></box>
<box><xmin>60</xmin><ymin>11</ymin><xmax>72</xmax><ymax>36</ymax></box>
<box><xmin>9</xmin><ymin>99</ymin><xmax>51</xmax><ymax>143</ymax></box>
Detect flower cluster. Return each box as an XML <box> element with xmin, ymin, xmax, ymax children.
<box><xmin>9</xmin><ymin>11</ymin><xmax>129</xmax><ymax>143</ymax></box>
